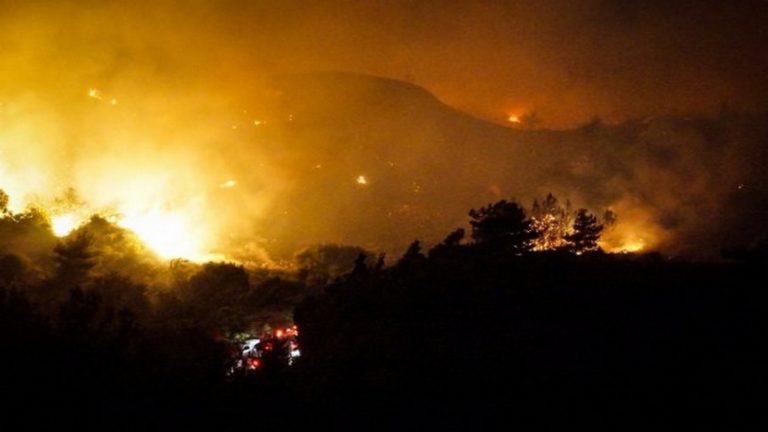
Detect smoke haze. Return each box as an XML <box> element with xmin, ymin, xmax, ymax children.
<box><xmin>1</xmin><ymin>1</ymin><xmax>767</xmax><ymax>260</ymax></box>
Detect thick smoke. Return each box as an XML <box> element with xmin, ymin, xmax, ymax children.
<box><xmin>1</xmin><ymin>1</ymin><xmax>767</xmax><ymax>260</ymax></box>
<box><xmin>249</xmin><ymin>73</ymin><xmax>768</xmax><ymax>259</ymax></box>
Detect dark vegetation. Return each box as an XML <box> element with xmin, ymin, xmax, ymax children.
<box><xmin>1</xmin><ymin>189</ymin><xmax>764</xmax><ymax>428</ymax></box>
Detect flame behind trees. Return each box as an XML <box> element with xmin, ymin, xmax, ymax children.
<box><xmin>531</xmin><ymin>193</ymin><xmax>574</xmax><ymax>251</ymax></box>
<box><xmin>469</xmin><ymin>193</ymin><xmax>609</xmax><ymax>254</ymax></box>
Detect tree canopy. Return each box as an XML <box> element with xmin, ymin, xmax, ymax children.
<box><xmin>469</xmin><ymin>200</ymin><xmax>537</xmax><ymax>253</ymax></box>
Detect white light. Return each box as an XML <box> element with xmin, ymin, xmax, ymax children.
<box><xmin>51</xmin><ymin>214</ymin><xmax>78</xmax><ymax>237</ymax></box>
<box><xmin>117</xmin><ymin>210</ymin><xmax>197</xmax><ymax>259</ymax></box>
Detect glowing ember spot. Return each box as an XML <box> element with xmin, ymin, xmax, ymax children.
<box><xmin>356</xmin><ymin>175</ymin><xmax>368</xmax><ymax>185</ymax></box>
<box><xmin>253</xmin><ymin>120</ymin><xmax>263</xmax><ymax>126</ymax></box>
<box><xmin>110</xmin><ymin>98</ymin><xmax>118</xmax><ymax>106</ymax></box>
<box><xmin>508</xmin><ymin>115</ymin><xmax>521</xmax><ymax>124</ymax></box>
<box><xmin>220</xmin><ymin>179</ymin><xmax>237</xmax><ymax>188</ymax></box>
<box><xmin>606</xmin><ymin>236</ymin><xmax>646</xmax><ymax>253</ymax></box>
<box><xmin>117</xmin><ymin>210</ymin><xmax>200</xmax><ymax>259</ymax></box>
<box><xmin>87</xmin><ymin>88</ymin><xmax>102</xmax><ymax>100</ymax></box>
<box><xmin>619</xmin><ymin>240</ymin><xmax>645</xmax><ymax>253</ymax></box>
<box><xmin>51</xmin><ymin>214</ymin><xmax>78</xmax><ymax>237</ymax></box>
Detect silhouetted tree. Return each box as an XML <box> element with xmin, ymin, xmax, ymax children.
<box><xmin>0</xmin><ymin>189</ymin><xmax>9</xmax><ymax>215</ymax></box>
<box><xmin>71</xmin><ymin>216</ymin><xmax>159</xmax><ymax>284</ymax></box>
<box><xmin>295</xmin><ymin>244</ymin><xmax>371</xmax><ymax>282</ymax></box>
<box><xmin>428</xmin><ymin>228</ymin><xmax>465</xmax><ymax>258</ymax></box>
<box><xmin>181</xmin><ymin>263</ymin><xmax>253</xmax><ymax>334</ymax></box>
<box><xmin>374</xmin><ymin>254</ymin><xmax>386</xmax><ymax>272</ymax></box>
<box><xmin>397</xmin><ymin>240</ymin><xmax>425</xmax><ymax>267</ymax></box>
<box><xmin>564</xmin><ymin>209</ymin><xmax>603</xmax><ymax>253</ymax></box>
<box><xmin>442</xmin><ymin>228</ymin><xmax>465</xmax><ymax>248</ymax></box>
<box><xmin>0</xmin><ymin>205</ymin><xmax>57</xmax><ymax>270</ymax></box>
<box><xmin>53</xmin><ymin>231</ymin><xmax>95</xmax><ymax>287</ymax></box>
<box><xmin>469</xmin><ymin>200</ymin><xmax>536</xmax><ymax>253</ymax></box>
<box><xmin>350</xmin><ymin>252</ymin><xmax>370</xmax><ymax>278</ymax></box>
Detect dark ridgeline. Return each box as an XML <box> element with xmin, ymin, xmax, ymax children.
<box><xmin>0</xmin><ymin>193</ymin><xmax>765</xmax><ymax>429</ymax></box>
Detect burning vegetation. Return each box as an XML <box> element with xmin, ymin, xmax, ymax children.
<box><xmin>3</xmin><ymin>70</ymin><xmax>767</xmax><ymax>260</ymax></box>
<box><xmin>1</xmin><ymin>1</ymin><xmax>766</xmax><ymax>427</ymax></box>
<box><xmin>2</xmin><ymin>173</ymin><xmax>765</xmax><ymax>429</ymax></box>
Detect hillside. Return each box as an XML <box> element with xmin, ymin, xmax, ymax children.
<box><xmin>227</xmin><ymin>72</ymin><xmax>768</xmax><ymax>259</ymax></box>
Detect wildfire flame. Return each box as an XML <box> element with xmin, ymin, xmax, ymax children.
<box><xmin>116</xmin><ymin>210</ymin><xmax>191</xmax><ymax>258</ymax></box>
<box><xmin>602</xmin><ymin>234</ymin><xmax>646</xmax><ymax>254</ymax></box>
<box><xmin>45</xmin><ymin>207</ymin><xmax>213</xmax><ymax>261</ymax></box>
<box><xmin>615</xmin><ymin>238</ymin><xmax>646</xmax><ymax>253</ymax></box>
<box><xmin>51</xmin><ymin>214</ymin><xmax>79</xmax><ymax>237</ymax></box>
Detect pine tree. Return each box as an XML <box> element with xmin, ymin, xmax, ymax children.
<box><xmin>469</xmin><ymin>200</ymin><xmax>536</xmax><ymax>253</ymax></box>
<box><xmin>564</xmin><ymin>209</ymin><xmax>603</xmax><ymax>253</ymax></box>
<box><xmin>53</xmin><ymin>231</ymin><xmax>95</xmax><ymax>287</ymax></box>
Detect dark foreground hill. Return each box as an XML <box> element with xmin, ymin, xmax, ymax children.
<box><xmin>3</xmin><ymin>244</ymin><xmax>764</xmax><ymax>429</ymax></box>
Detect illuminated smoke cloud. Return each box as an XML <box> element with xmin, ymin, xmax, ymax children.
<box><xmin>1</xmin><ymin>1</ymin><xmax>766</xmax><ymax>261</ymax></box>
